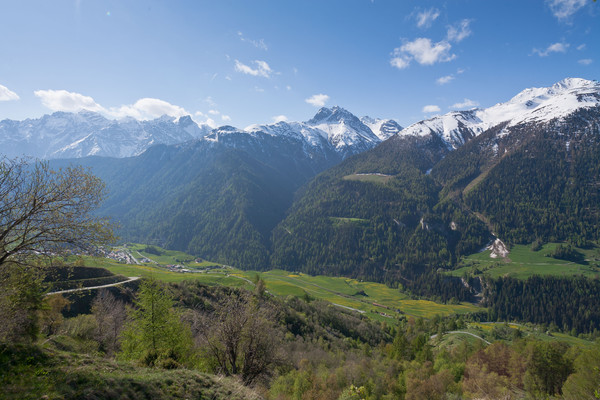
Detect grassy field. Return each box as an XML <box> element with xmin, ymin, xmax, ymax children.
<box><xmin>450</xmin><ymin>242</ymin><xmax>600</xmax><ymax>279</ymax></box>
<box><xmin>80</xmin><ymin>244</ymin><xmax>596</xmax><ymax>347</ymax></box>
<box><xmin>342</xmin><ymin>173</ymin><xmax>393</xmax><ymax>184</ymax></box>
<box><xmin>432</xmin><ymin>321</ymin><xmax>594</xmax><ymax>350</ymax></box>
<box><xmin>86</xmin><ymin>245</ymin><xmax>482</xmax><ymax>322</ymax></box>
<box><xmin>329</xmin><ymin>217</ymin><xmax>369</xmax><ymax>227</ymax></box>
<box><xmin>124</xmin><ymin>243</ymin><xmax>221</xmax><ymax>269</ymax></box>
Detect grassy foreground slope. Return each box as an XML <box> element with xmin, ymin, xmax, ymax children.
<box><xmin>1</xmin><ymin>344</ymin><xmax>260</xmax><ymax>400</ymax></box>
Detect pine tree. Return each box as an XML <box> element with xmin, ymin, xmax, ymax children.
<box><xmin>120</xmin><ymin>277</ymin><xmax>193</xmax><ymax>367</ymax></box>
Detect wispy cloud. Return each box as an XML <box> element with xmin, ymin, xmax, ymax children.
<box><xmin>578</xmin><ymin>58</ymin><xmax>593</xmax><ymax>65</ymax></box>
<box><xmin>0</xmin><ymin>84</ymin><xmax>20</xmax><ymax>101</ymax></box>
<box><xmin>234</xmin><ymin>59</ymin><xmax>272</xmax><ymax>78</ymax></box>
<box><xmin>272</xmin><ymin>115</ymin><xmax>288</xmax><ymax>123</ymax></box>
<box><xmin>422</xmin><ymin>105</ymin><xmax>440</xmax><ymax>113</ymax></box>
<box><xmin>447</xmin><ymin>19</ymin><xmax>472</xmax><ymax>42</ymax></box>
<box><xmin>437</xmin><ymin>75</ymin><xmax>455</xmax><ymax>85</ymax></box>
<box><xmin>415</xmin><ymin>8</ymin><xmax>440</xmax><ymax>28</ymax></box>
<box><xmin>450</xmin><ymin>98</ymin><xmax>479</xmax><ymax>109</ymax></box>
<box><xmin>577</xmin><ymin>44</ymin><xmax>586</xmax><ymax>51</ymax></box>
<box><xmin>221</xmin><ymin>115</ymin><xmax>231</xmax><ymax>121</ymax></box>
<box><xmin>546</xmin><ymin>0</ymin><xmax>586</xmax><ymax>21</ymax></box>
<box><xmin>237</xmin><ymin>31</ymin><xmax>268</xmax><ymax>51</ymax></box>
<box><xmin>305</xmin><ymin>94</ymin><xmax>329</xmax><ymax>107</ymax></box>
<box><xmin>533</xmin><ymin>42</ymin><xmax>570</xmax><ymax>56</ymax></box>
<box><xmin>110</xmin><ymin>98</ymin><xmax>189</xmax><ymax>120</ymax></box>
<box><xmin>391</xmin><ymin>38</ymin><xmax>455</xmax><ymax>69</ymax></box>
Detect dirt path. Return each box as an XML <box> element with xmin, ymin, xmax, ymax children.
<box><xmin>430</xmin><ymin>330</ymin><xmax>491</xmax><ymax>345</ymax></box>
<box><xmin>46</xmin><ymin>276</ymin><xmax>140</xmax><ymax>296</ymax></box>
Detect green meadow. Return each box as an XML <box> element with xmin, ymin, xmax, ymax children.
<box><xmin>88</xmin><ymin>245</ymin><xmax>482</xmax><ymax>322</ymax></box>
<box><xmin>450</xmin><ymin>242</ymin><xmax>600</xmax><ymax>279</ymax></box>
<box><xmin>342</xmin><ymin>173</ymin><xmax>393</xmax><ymax>184</ymax></box>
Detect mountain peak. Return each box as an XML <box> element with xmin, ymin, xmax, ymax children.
<box><xmin>551</xmin><ymin>77</ymin><xmax>598</xmax><ymax>91</ymax></box>
<box><xmin>307</xmin><ymin>106</ymin><xmax>356</xmax><ymax>125</ymax></box>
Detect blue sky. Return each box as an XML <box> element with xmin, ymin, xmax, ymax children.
<box><xmin>0</xmin><ymin>0</ymin><xmax>598</xmax><ymax>128</ymax></box>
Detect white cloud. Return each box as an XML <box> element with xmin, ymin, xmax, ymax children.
<box><xmin>35</xmin><ymin>89</ymin><xmax>191</xmax><ymax>120</ymax></box>
<box><xmin>221</xmin><ymin>115</ymin><xmax>231</xmax><ymax>121</ymax></box>
<box><xmin>208</xmin><ymin>109</ymin><xmax>220</xmax><ymax>115</ymax></box>
<box><xmin>200</xmin><ymin>118</ymin><xmax>217</xmax><ymax>128</ymax></box>
<box><xmin>286</xmin><ymin>85</ymin><xmax>292</xmax><ymax>91</ymax></box>
<box><xmin>450</xmin><ymin>98</ymin><xmax>479</xmax><ymax>109</ymax></box>
<box><xmin>110</xmin><ymin>98</ymin><xmax>189</xmax><ymax>120</ymax></box>
<box><xmin>34</xmin><ymin>89</ymin><xmax>105</xmax><ymax>113</ymax></box>
<box><xmin>437</xmin><ymin>75</ymin><xmax>455</xmax><ymax>85</ymax></box>
<box><xmin>391</xmin><ymin>38</ymin><xmax>455</xmax><ymax>69</ymax></box>
<box><xmin>305</xmin><ymin>94</ymin><xmax>329</xmax><ymax>107</ymax></box>
<box><xmin>577</xmin><ymin>44</ymin><xmax>586</xmax><ymax>51</ymax></box>
<box><xmin>546</xmin><ymin>0</ymin><xmax>586</xmax><ymax>20</ymax></box>
<box><xmin>390</xmin><ymin>56</ymin><xmax>411</xmax><ymax>69</ymax></box>
<box><xmin>237</xmin><ymin>31</ymin><xmax>268</xmax><ymax>51</ymax></box>
<box><xmin>447</xmin><ymin>19</ymin><xmax>472</xmax><ymax>43</ymax></box>
<box><xmin>578</xmin><ymin>58</ymin><xmax>593</xmax><ymax>65</ymax></box>
<box><xmin>422</xmin><ymin>105</ymin><xmax>441</xmax><ymax>113</ymax></box>
<box><xmin>0</xmin><ymin>84</ymin><xmax>19</xmax><ymax>101</ymax></box>
<box><xmin>533</xmin><ymin>42</ymin><xmax>570</xmax><ymax>56</ymax></box>
<box><xmin>234</xmin><ymin>59</ymin><xmax>272</xmax><ymax>78</ymax></box>
<box><xmin>415</xmin><ymin>8</ymin><xmax>440</xmax><ymax>28</ymax></box>
<box><xmin>272</xmin><ymin>115</ymin><xmax>288</xmax><ymax>123</ymax></box>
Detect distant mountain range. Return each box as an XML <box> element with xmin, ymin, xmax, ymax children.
<box><xmin>0</xmin><ymin>106</ymin><xmax>402</xmax><ymax>160</ymax></box>
<box><xmin>14</xmin><ymin>78</ymin><xmax>600</xmax><ymax>280</ymax></box>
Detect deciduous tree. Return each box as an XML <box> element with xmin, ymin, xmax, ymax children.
<box><xmin>0</xmin><ymin>157</ymin><xmax>114</xmax><ymax>269</ymax></box>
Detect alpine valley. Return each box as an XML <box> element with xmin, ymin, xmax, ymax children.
<box><xmin>32</xmin><ymin>77</ymin><xmax>597</xmax><ymax>281</ymax></box>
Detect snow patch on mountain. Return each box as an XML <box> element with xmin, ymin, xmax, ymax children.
<box><xmin>360</xmin><ymin>116</ymin><xmax>402</xmax><ymax>141</ymax></box>
<box><xmin>399</xmin><ymin>78</ymin><xmax>600</xmax><ymax>149</ymax></box>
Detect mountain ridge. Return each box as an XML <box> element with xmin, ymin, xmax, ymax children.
<box><xmin>0</xmin><ymin>106</ymin><xmax>402</xmax><ymax>160</ymax></box>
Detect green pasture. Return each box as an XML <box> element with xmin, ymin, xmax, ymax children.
<box><xmin>329</xmin><ymin>217</ymin><xmax>369</xmax><ymax>227</ymax></box>
<box><xmin>124</xmin><ymin>243</ymin><xmax>220</xmax><ymax>269</ymax></box>
<box><xmin>83</xmin><ymin>251</ymin><xmax>483</xmax><ymax>321</ymax></box>
<box><xmin>450</xmin><ymin>243</ymin><xmax>600</xmax><ymax>279</ymax></box>
<box><xmin>466</xmin><ymin>322</ymin><xmax>594</xmax><ymax>348</ymax></box>
<box><xmin>342</xmin><ymin>173</ymin><xmax>393</xmax><ymax>184</ymax></box>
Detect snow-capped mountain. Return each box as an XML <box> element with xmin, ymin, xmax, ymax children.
<box><xmin>400</xmin><ymin>77</ymin><xmax>600</xmax><ymax>149</ymax></box>
<box><xmin>360</xmin><ymin>116</ymin><xmax>402</xmax><ymax>141</ymax></box>
<box><xmin>243</xmin><ymin>106</ymin><xmax>400</xmax><ymax>159</ymax></box>
<box><xmin>0</xmin><ymin>106</ymin><xmax>400</xmax><ymax>160</ymax></box>
<box><xmin>0</xmin><ymin>111</ymin><xmax>212</xmax><ymax>159</ymax></box>
<box><xmin>305</xmin><ymin>106</ymin><xmax>382</xmax><ymax>157</ymax></box>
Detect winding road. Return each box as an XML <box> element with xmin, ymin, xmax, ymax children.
<box><xmin>46</xmin><ymin>276</ymin><xmax>140</xmax><ymax>296</ymax></box>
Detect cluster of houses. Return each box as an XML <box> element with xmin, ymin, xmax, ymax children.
<box><xmin>105</xmin><ymin>249</ymin><xmax>139</xmax><ymax>265</ymax></box>
<box><xmin>165</xmin><ymin>264</ymin><xmax>192</xmax><ymax>273</ymax></box>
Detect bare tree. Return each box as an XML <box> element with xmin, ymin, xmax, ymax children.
<box><xmin>195</xmin><ymin>293</ymin><xmax>282</xmax><ymax>385</ymax></box>
<box><xmin>0</xmin><ymin>157</ymin><xmax>115</xmax><ymax>269</ymax></box>
<box><xmin>91</xmin><ymin>289</ymin><xmax>127</xmax><ymax>355</ymax></box>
